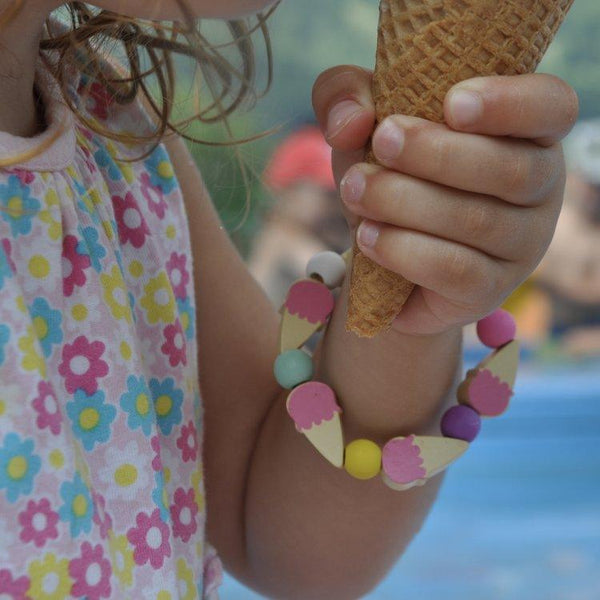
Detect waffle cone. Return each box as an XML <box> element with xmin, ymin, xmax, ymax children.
<box><xmin>346</xmin><ymin>0</ymin><xmax>575</xmax><ymax>337</ymax></box>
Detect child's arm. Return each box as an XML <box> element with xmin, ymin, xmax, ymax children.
<box><xmin>165</xmin><ymin>68</ymin><xmax>577</xmax><ymax>599</ymax></box>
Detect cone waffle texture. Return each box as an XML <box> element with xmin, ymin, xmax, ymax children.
<box><xmin>346</xmin><ymin>0</ymin><xmax>575</xmax><ymax>337</ymax></box>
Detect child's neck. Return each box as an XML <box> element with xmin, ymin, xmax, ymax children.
<box><xmin>0</xmin><ymin>6</ymin><xmax>49</xmax><ymax>138</ymax></box>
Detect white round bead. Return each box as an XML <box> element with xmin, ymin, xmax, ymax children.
<box><xmin>306</xmin><ymin>251</ymin><xmax>346</xmax><ymax>289</ymax></box>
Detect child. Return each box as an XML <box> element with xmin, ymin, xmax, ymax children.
<box><xmin>0</xmin><ymin>1</ymin><xmax>578</xmax><ymax>599</ymax></box>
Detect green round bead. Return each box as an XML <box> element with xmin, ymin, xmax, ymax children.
<box><xmin>274</xmin><ymin>349</ymin><xmax>314</xmax><ymax>389</ymax></box>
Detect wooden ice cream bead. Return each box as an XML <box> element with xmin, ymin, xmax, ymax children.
<box><xmin>476</xmin><ymin>309</ymin><xmax>516</xmax><ymax>348</ymax></box>
<box><xmin>306</xmin><ymin>251</ymin><xmax>347</xmax><ymax>289</ymax></box>
<box><xmin>343</xmin><ymin>439</ymin><xmax>382</xmax><ymax>480</ymax></box>
<box><xmin>279</xmin><ymin>279</ymin><xmax>335</xmax><ymax>352</ymax></box>
<box><xmin>381</xmin><ymin>436</ymin><xmax>469</xmax><ymax>491</ymax></box>
<box><xmin>441</xmin><ymin>405</ymin><xmax>481</xmax><ymax>442</ymax></box>
<box><xmin>458</xmin><ymin>340</ymin><xmax>519</xmax><ymax>417</ymax></box>
<box><xmin>287</xmin><ymin>381</ymin><xmax>344</xmax><ymax>468</ymax></box>
<box><xmin>274</xmin><ymin>349</ymin><xmax>314</xmax><ymax>389</ymax></box>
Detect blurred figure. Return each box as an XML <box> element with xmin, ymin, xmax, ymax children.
<box><xmin>534</xmin><ymin>119</ymin><xmax>600</xmax><ymax>356</ymax></box>
<box><xmin>248</xmin><ymin>124</ymin><xmax>350</xmax><ymax>306</ymax></box>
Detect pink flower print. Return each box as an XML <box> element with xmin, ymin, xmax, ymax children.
<box><xmin>18</xmin><ymin>498</ymin><xmax>59</xmax><ymax>548</ymax></box>
<box><xmin>151</xmin><ymin>435</ymin><xmax>162</xmax><ymax>472</ymax></box>
<box><xmin>165</xmin><ymin>252</ymin><xmax>190</xmax><ymax>300</ymax></box>
<box><xmin>92</xmin><ymin>492</ymin><xmax>113</xmax><ymax>539</ymax></box>
<box><xmin>176</xmin><ymin>421</ymin><xmax>198</xmax><ymax>463</ymax></box>
<box><xmin>32</xmin><ymin>380</ymin><xmax>62</xmax><ymax>435</ymax></box>
<box><xmin>11</xmin><ymin>169</ymin><xmax>35</xmax><ymax>185</ymax></box>
<box><xmin>80</xmin><ymin>145</ymin><xmax>98</xmax><ymax>174</ymax></box>
<box><xmin>2</xmin><ymin>238</ymin><xmax>16</xmax><ymax>273</ymax></box>
<box><xmin>63</xmin><ymin>234</ymin><xmax>91</xmax><ymax>297</ymax></box>
<box><xmin>58</xmin><ymin>335</ymin><xmax>109</xmax><ymax>395</ymax></box>
<box><xmin>203</xmin><ymin>548</ymin><xmax>223</xmax><ymax>597</ymax></box>
<box><xmin>127</xmin><ymin>508</ymin><xmax>171</xmax><ymax>569</ymax></box>
<box><xmin>76</xmin><ymin>124</ymin><xmax>95</xmax><ymax>142</ymax></box>
<box><xmin>0</xmin><ymin>569</ymin><xmax>30</xmax><ymax>599</ymax></box>
<box><xmin>170</xmin><ymin>487</ymin><xmax>198</xmax><ymax>543</ymax></box>
<box><xmin>140</xmin><ymin>172</ymin><xmax>167</xmax><ymax>219</ymax></box>
<box><xmin>69</xmin><ymin>542</ymin><xmax>112</xmax><ymax>600</ymax></box>
<box><xmin>161</xmin><ymin>320</ymin><xmax>187</xmax><ymax>367</ymax></box>
<box><xmin>113</xmin><ymin>192</ymin><xmax>150</xmax><ymax>249</ymax></box>
<box><xmin>85</xmin><ymin>81</ymin><xmax>114</xmax><ymax>121</ymax></box>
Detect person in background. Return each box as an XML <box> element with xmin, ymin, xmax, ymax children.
<box><xmin>534</xmin><ymin>119</ymin><xmax>600</xmax><ymax>356</ymax></box>
<box><xmin>248</xmin><ymin>123</ymin><xmax>351</xmax><ymax>306</ymax></box>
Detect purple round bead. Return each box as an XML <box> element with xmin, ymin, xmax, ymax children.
<box><xmin>441</xmin><ymin>405</ymin><xmax>481</xmax><ymax>442</ymax></box>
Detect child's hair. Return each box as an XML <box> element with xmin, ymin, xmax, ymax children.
<box><xmin>0</xmin><ymin>0</ymin><xmax>278</xmax><ymax>167</ymax></box>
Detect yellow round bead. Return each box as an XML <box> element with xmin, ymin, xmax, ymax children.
<box><xmin>343</xmin><ymin>439</ymin><xmax>382</xmax><ymax>480</ymax></box>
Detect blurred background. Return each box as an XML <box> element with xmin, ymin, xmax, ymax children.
<box><xmin>187</xmin><ymin>1</ymin><xmax>600</xmax><ymax>598</ymax></box>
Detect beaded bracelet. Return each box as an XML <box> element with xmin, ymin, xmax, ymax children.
<box><xmin>274</xmin><ymin>250</ymin><xmax>520</xmax><ymax>490</ymax></box>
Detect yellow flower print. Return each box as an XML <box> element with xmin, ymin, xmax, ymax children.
<box><xmin>28</xmin><ymin>552</ymin><xmax>72</xmax><ymax>600</ymax></box>
<box><xmin>108</xmin><ymin>531</ymin><xmax>135</xmax><ymax>588</ymax></box>
<box><xmin>39</xmin><ymin>188</ymin><xmax>62</xmax><ymax>240</ymax></box>
<box><xmin>100</xmin><ymin>264</ymin><xmax>133</xmax><ymax>324</ymax></box>
<box><xmin>140</xmin><ymin>271</ymin><xmax>176</xmax><ymax>324</ymax></box>
<box><xmin>191</xmin><ymin>468</ymin><xmax>205</xmax><ymax>514</ymax></box>
<box><xmin>176</xmin><ymin>558</ymin><xmax>196</xmax><ymax>600</ymax></box>
<box><xmin>79</xmin><ymin>187</ymin><xmax>103</xmax><ymax>217</ymax></box>
<box><xmin>106</xmin><ymin>141</ymin><xmax>135</xmax><ymax>184</ymax></box>
<box><xmin>18</xmin><ymin>324</ymin><xmax>46</xmax><ymax>377</ymax></box>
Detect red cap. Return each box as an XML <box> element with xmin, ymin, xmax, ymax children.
<box><xmin>263</xmin><ymin>126</ymin><xmax>335</xmax><ymax>192</ymax></box>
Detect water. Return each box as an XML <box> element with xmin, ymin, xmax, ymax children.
<box><xmin>220</xmin><ymin>360</ymin><xmax>600</xmax><ymax>599</ymax></box>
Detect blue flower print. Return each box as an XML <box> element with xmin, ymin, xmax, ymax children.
<box><xmin>0</xmin><ymin>433</ymin><xmax>42</xmax><ymax>503</ymax></box>
<box><xmin>66</xmin><ymin>389</ymin><xmax>117</xmax><ymax>451</ymax></box>
<box><xmin>152</xmin><ymin>471</ymin><xmax>170</xmax><ymax>522</ymax></box>
<box><xmin>28</xmin><ymin>297</ymin><xmax>63</xmax><ymax>358</ymax></box>
<box><xmin>120</xmin><ymin>375</ymin><xmax>155</xmax><ymax>436</ymax></box>
<box><xmin>176</xmin><ymin>297</ymin><xmax>195</xmax><ymax>342</ymax></box>
<box><xmin>94</xmin><ymin>145</ymin><xmax>123</xmax><ymax>181</ymax></box>
<box><xmin>149</xmin><ymin>377</ymin><xmax>183</xmax><ymax>435</ymax></box>
<box><xmin>0</xmin><ymin>324</ymin><xmax>10</xmax><ymax>365</ymax></box>
<box><xmin>145</xmin><ymin>146</ymin><xmax>177</xmax><ymax>194</ymax></box>
<box><xmin>58</xmin><ymin>472</ymin><xmax>93</xmax><ymax>537</ymax></box>
<box><xmin>0</xmin><ymin>175</ymin><xmax>41</xmax><ymax>237</ymax></box>
<box><xmin>0</xmin><ymin>243</ymin><xmax>13</xmax><ymax>289</ymax></box>
<box><xmin>77</xmin><ymin>226</ymin><xmax>107</xmax><ymax>273</ymax></box>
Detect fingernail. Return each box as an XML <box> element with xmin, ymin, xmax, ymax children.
<box><xmin>327</xmin><ymin>100</ymin><xmax>363</xmax><ymax>139</ymax></box>
<box><xmin>373</xmin><ymin>118</ymin><xmax>405</xmax><ymax>162</ymax></box>
<box><xmin>357</xmin><ymin>220</ymin><xmax>379</xmax><ymax>248</ymax></box>
<box><xmin>340</xmin><ymin>168</ymin><xmax>365</xmax><ymax>205</ymax></box>
<box><xmin>448</xmin><ymin>89</ymin><xmax>483</xmax><ymax>127</ymax></box>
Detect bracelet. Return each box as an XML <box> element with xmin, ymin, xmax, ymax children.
<box><xmin>274</xmin><ymin>251</ymin><xmax>520</xmax><ymax>491</ymax></box>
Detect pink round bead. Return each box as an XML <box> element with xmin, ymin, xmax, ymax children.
<box><xmin>476</xmin><ymin>309</ymin><xmax>516</xmax><ymax>348</ymax></box>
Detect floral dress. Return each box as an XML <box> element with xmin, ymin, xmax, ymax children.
<box><xmin>0</xmin><ymin>53</ymin><xmax>222</xmax><ymax>600</ymax></box>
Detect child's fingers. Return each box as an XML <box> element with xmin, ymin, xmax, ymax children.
<box><xmin>354</xmin><ymin>219</ymin><xmax>509</xmax><ymax>308</ymax></box>
<box><xmin>371</xmin><ymin>115</ymin><xmax>565</xmax><ymax>207</ymax></box>
<box><xmin>312</xmin><ymin>65</ymin><xmax>376</xmax><ymax>152</ymax></box>
<box><xmin>339</xmin><ymin>163</ymin><xmax>549</xmax><ymax>263</ymax></box>
<box><xmin>444</xmin><ymin>74</ymin><xmax>579</xmax><ymax>147</ymax></box>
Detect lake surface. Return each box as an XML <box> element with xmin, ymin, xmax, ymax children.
<box><xmin>220</xmin><ymin>357</ymin><xmax>600</xmax><ymax>600</ymax></box>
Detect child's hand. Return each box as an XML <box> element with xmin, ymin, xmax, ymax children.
<box><xmin>313</xmin><ymin>67</ymin><xmax>579</xmax><ymax>335</ymax></box>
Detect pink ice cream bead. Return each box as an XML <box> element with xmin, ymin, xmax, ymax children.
<box><xmin>467</xmin><ymin>369</ymin><xmax>513</xmax><ymax>417</ymax></box>
<box><xmin>476</xmin><ymin>309</ymin><xmax>516</xmax><ymax>348</ymax></box>
<box><xmin>382</xmin><ymin>436</ymin><xmax>427</xmax><ymax>484</ymax></box>
<box><xmin>284</xmin><ymin>280</ymin><xmax>335</xmax><ymax>324</ymax></box>
<box><xmin>287</xmin><ymin>381</ymin><xmax>341</xmax><ymax>431</ymax></box>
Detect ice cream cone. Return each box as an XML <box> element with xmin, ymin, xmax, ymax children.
<box><xmin>287</xmin><ymin>381</ymin><xmax>344</xmax><ymax>467</ymax></box>
<box><xmin>347</xmin><ymin>0</ymin><xmax>576</xmax><ymax>337</ymax></box>
<box><xmin>279</xmin><ymin>279</ymin><xmax>335</xmax><ymax>351</ymax></box>
<box><xmin>381</xmin><ymin>434</ymin><xmax>469</xmax><ymax>491</ymax></box>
